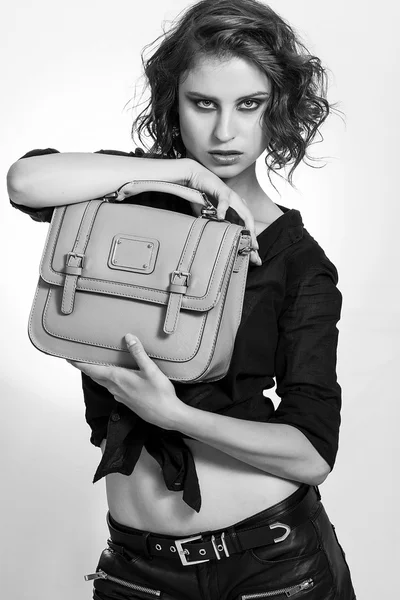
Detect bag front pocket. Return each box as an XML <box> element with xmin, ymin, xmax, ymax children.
<box><xmin>239</xmin><ymin>577</ymin><xmax>314</xmax><ymax>599</ymax></box>
<box><xmin>85</xmin><ymin>569</ymin><xmax>162</xmax><ymax>598</ymax></box>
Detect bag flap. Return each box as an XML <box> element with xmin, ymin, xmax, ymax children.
<box><xmin>40</xmin><ymin>201</ymin><xmax>243</xmax><ymax>311</ymax></box>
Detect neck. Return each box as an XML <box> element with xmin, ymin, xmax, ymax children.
<box><xmin>218</xmin><ymin>161</ymin><xmax>269</xmax><ymax>208</ymax></box>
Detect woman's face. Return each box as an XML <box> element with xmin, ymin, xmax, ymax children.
<box><xmin>177</xmin><ymin>54</ymin><xmax>271</xmax><ymax>177</ymax></box>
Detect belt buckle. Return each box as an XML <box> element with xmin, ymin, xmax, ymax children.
<box><xmin>174</xmin><ymin>534</ymin><xmax>209</xmax><ymax>566</ymax></box>
<box><xmin>269</xmin><ymin>522</ymin><xmax>291</xmax><ymax>543</ymax></box>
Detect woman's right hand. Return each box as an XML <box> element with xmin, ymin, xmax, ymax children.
<box><xmin>181</xmin><ymin>158</ymin><xmax>262</xmax><ymax>266</ymax></box>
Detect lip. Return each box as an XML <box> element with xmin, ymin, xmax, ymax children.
<box><xmin>208</xmin><ymin>152</ymin><xmax>242</xmax><ymax>165</ymax></box>
<box><xmin>208</xmin><ymin>150</ymin><xmax>242</xmax><ymax>155</ymax></box>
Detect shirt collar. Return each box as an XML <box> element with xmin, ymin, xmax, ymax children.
<box><xmin>185</xmin><ymin>197</ymin><xmax>303</xmax><ymax>263</ymax></box>
<box><xmin>257</xmin><ymin>204</ymin><xmax>304</xmax><ymax>262</ymax></box>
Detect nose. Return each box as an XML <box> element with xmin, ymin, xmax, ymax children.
<box><xmin>213</xmin><ymin>110</ymin><xmax>236</xmax><ymax>142</ymax></box>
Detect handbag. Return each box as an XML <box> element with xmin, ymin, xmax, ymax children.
<box><xmin>28</xmin><ymin>180</ymin><xmax>253</xmax><ymax>383</ymax></box>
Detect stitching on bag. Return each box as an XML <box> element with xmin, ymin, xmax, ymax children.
<box><xmin>76</xmin><ymin>279</ymin><xmax>219</xmax><ymax>311</ymax></box>
<box><xmin>34</xmin><ymin>219</ymin><xmax>247</xmax><ymax>380</ymax></box>
<box><xmin>28</xmin><ymin>278</ymin><xmax>43</xmax><ymax>346</ymax></box>
<box><xmin>187</xmin><ymin>227</ymin><xmax>245</xmax><ymax>381</ymax></box>
<box><xmin>164</xmin><ymin>217</ymin><xmax>206</xmax><ymax>334</ymax></box>
<box><xmin>42</xmin><ymin>201</ymin><xmax>100</xmax><ymax>285</ymax></box>
<box><xmin>42</xmin><ymin>289</ymin><xmax>209</xmax><ymax>361</ymax></box>
<box><xmin>61</xmin><ymin>275</ymin><xmax>73</xmax><ymax>314</ymax></box>
<box><xmin>30</xmin><ymin>282</ymin><xmax>206</xmax><ymax>374</ymax></box>
<box><xmin>164</xmin><ymin>293</ymin><xmax>181</xmax><ymax>334</ymax></box>
<box><xmin>74</xmin><ymin>201</ymin><xmax>92</xmax><ymax>249</ymax></box>
<box><xmin>61</xmin><ymin>201</ymin><xmax>103</xmax><ymax>315</ymax></box>
<box><xmin>43</xmin><ymin>200</ymin><xmax>99</xmax><ymax>284</ymax></box>
<box><xmin>69</xmin><ymin>278</ymin><xmax>77</xmax><ymax>313</ymax></box>
<box><xmin>31</xmin><ymin>282</ymin><xmax>233</xmax><ymax>381</ymax></box>
<box><xmin>42</xmin><ymin>205</ymin><xmax>232</xmax><ymax>311</ymax></box>
<box><xmin>193</xmin><ymin>241</ymin><xmax>242</xmax><ymax>380</ymax></box>
<box><xmin>41</xmin><ymin>206</ymin><xmax>67</xmax><ymax>277</ymax></box>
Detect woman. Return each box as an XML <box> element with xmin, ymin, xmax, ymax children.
<box><xmin>7</xmin><ymin>0</ymin><xmax>356</xmax><ymax>598</ymax></box>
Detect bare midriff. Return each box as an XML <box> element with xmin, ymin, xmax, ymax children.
<box><xmin>103</xmin><ymin>438</ymin><xmax>301</xmax><ymax>536</ymax></box>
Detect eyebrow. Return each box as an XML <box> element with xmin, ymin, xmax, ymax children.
<box><xmin>185</xmin><ymin>91</ymin><xmax>270</xmax><ymax>102</ymax></box>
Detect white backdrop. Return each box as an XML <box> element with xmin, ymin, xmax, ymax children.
<box><xmin>1</xmin><ymin>1</ymin><xmax>399</xmax><ymax>598</ymax></box>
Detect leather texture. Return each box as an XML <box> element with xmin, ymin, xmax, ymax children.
<box><xmin>104</xmin><ymin>486</ymin><xmax>320</xmax><ymax>563</ymax></box>
<box><xmin>88</xmin><ymin>485</ymin><xmax>357</xmax><ymax>599</ymax></box>
<box><xmin>28</xmin><ymin>180</ymin><xmax>252</xmax><ymax>382</ymax></box>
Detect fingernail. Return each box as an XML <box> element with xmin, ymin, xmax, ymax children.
<box><xmin>125</xmin><ymin>333</ymin><xmax>137</xmax><ymax>347</ymax></box>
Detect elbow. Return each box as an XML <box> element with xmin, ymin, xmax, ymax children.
<box><xmin>309</xmin><ymin>470</ymin><xmax>329</xmax><ymax>487</ymax></box>
<box><xmin>306</xmin><ymin>457</ymin><xmax>331</xmax><ymax>486</ymax></box>
<box><xmin>7</xmin><ymin>162</ymin><xmax>27</xmax><ymax>205</ymax></box>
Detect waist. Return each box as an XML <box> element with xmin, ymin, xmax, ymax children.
<box><xmin>105</xmin><ymin>483</ymin><xmax>320</xmax><ymax>566</ymax></box>
<box><xmin>106</xmin><ymin>439</ymin><xmax>301</xmax><ymax>535</ymax></box>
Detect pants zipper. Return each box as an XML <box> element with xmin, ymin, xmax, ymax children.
<box><xmin>84</xmin><ymin>569</ymin><xmax>161</xmax><ymax>597</ymax></box>
<box><xmin>241</xmin><ymin>578</ymin><xmax>314</xmax><ymax>599</ymax></box>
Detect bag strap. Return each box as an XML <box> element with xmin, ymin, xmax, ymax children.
<box><xmin>61</xmin><ymin>200</ymin><xmax>104</xmax><ymax>315</ymax></box>
<box><xmin>105</xmin><ymin>180</ymin><xmax>216</xmax><ymax>217</ymax></box>
<box><xmin>164</xmin><ymin>216</ymin><xmax>210</xmax><ymax>334</ymax></box>
<box><xmin>60</xmin><ymin>197</ymin><xmax>225</xmax><ymax>322</ymax></box>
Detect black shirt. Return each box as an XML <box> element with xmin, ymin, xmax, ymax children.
<box><xmin>10</xmin><ymin>147</ymin><xmax>343</xmax><ymax>513</ymax></box>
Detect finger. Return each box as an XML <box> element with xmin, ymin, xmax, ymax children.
<box><xmin>220</xmin><ymin>190</ymin><xmax>258</xmax><ymax>249</ymax></box>
<box><xmin>215</xmin><ymin>197</ymin><xmax>230</xmax><ymax>220</ymax></box>
<box><xmin>232</xmin><ymin>201</ymin><xmax>257</xmax><ymax>247</ymax></box>
<box><xmin>213</xmin><ymin>190</ymin><xmax>260</xmax><ymax>264</ymax></box>
<box><xmin>125</xmin><ymin>334</ymin><xmax>155</xmax><ymax>374</ymax></box>
<box><xmin>250</xmin><ymin>249</ymin><xmax>263</xmax><ymax>266</ymax></box>
<box><xmin>67</xmin><ymin>360</ymin><xmax>112</xmax><ymax>380</ymax></box>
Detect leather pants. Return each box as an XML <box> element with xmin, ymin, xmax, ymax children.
<box><xmin>89</xmin><ymin>484</ymin><xmax>356</xmax><ymax>599</ymax></box>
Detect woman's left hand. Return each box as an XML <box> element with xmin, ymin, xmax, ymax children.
<box><xmin>67</xmin><ymin>333</ymin><xmax>186</xmax><ymax>430</ymax></box>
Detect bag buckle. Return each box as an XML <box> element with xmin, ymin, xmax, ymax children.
<box><xmin>171</xmin><ymin>270</ymin><xmax>191</xmax><ymax>285</ymax></box>
<box><xmin>66</xmin><ymin>252</ymin><xmax>85</xmax><ymax>268</ymax></box>
<box><xmin>238</xmin><ymin>230</ymin><xmax>253</xmax><ymax>255</ymax></box>
<box><xmin>200</xmin><ymin>193</ymin><xmax>218</xmax><ymax>219</ymax></box>
<box><xmin>174</xmin><ymin>535</ymin><xmax>210</xmax><ymax>566</ymax></box>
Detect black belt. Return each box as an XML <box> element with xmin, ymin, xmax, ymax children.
<box><xmin>106</xmin><ymin>485</ymin><xmax>320</xmax><ymax>567</ymax></box>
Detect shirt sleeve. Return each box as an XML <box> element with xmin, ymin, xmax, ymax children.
<box><xmin>269</xmin><ymin>255</ymin><xmax>343</xmax><ymax>471</ymax></box>
<box><xmin>8</xmin><ymin>147</ymin><xmax>145</xmax><ymax>223</ymax></box>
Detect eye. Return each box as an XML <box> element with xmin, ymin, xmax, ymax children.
<box><xmin>194</xmin><ymin>99</ymin><xmax>261</xmax><ymax>111</ymax></box>
<box><xmin>195</xmin><ymin>99</ymin><xmax>215</xmax><ymax>109</ymax></box>
<box><xmin>241</xmin><ymin>99</ymin><xmax>260</xmax><ymax>110</ymax></box>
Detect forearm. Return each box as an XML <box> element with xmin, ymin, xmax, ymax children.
<box><xmin>172</xmin><ymin>405</ymin><xmax>330</xmax><ymax>486</ymax></box>
<box><xmin>7</xmin><ymin>152</ymin><xmax>190</xmax><ymax>208</ymax></box>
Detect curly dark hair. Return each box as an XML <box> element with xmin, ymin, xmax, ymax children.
<box><xmin>130</xmin><ymin>0</ymin><xmax>344</xmax><ymax>189</ymax></box>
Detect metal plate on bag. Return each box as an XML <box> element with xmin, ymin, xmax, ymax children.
<box><xmin>108</xmin><ymin>234</ymin><xmax>159</xmax><ymax>274</ymax></box>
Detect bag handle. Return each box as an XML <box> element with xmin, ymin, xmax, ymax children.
<box><xmin>103</xmin><ymin>179</ymin><xmax>218</xmax><ymax>218</ymax></box>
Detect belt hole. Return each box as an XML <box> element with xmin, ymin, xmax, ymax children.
<box><xmin>155</xmin><ymin>544</ymin><xmax>162</xmax><ymax>551</ymax></box>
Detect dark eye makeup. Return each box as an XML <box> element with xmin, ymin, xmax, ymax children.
<box><xmin>193</xmin><ymin>98</ymin><xmax>263</xmax><ymax>111</ymax></box>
